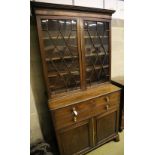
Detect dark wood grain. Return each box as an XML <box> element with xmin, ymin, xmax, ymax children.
<box><xmin>31</xmin><ymin>2</ymin><xmax>121</xmax><ymax>155</ymax></box>
<box><xmin>31</xmin><ymin>1</ymin><xmax>115</xmax><ymax>15</ymax></box>
<box><xmin>95</xmin><ymin>111</ymin><xmax>117</xmax><ymax>144</ymax></box>
<box><xmin>34</xmin><ymin>9</ymin><xmax>112</xmax><ymax>20</ymax></box>
<box><xmin>111</xmin><ymin>76</ymin><xmax>124</xmax><ymax>131</ymax></box>
<box><xmin>109</xmin><ymin>21</ymin><xmax>112</xmax><ymax>81</ymax></box>
<box><xmin>36</xmin><ymin>16</ymin><xmax>51</xmax><ymax>97</ymax></box>
<box><xmin>48</xmin><ymin>83</ymin><xmax>120</xmax><ymax>110</ymax></box>
<box><xmin>79</xmin><ymin>17</ymin><xmax>87</xmax><ymax>90</ymax></box>
<box><xmin>52</xmin><ymin>91</ymin><xmax>120</xmax><ymax>129</ymax></box>
<box><xmin>33</xmin><ymin>2</ymin><xmax>115</xmax><ymax>98</ymax></box>
<box><xmin>57</xmin><ymin>119</ymin><xmax>91</xmax><ymax>155</ymax></box>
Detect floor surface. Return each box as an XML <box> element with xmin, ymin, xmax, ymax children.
<box><xmin>86</xmin><ymin>131</ymin><xmax>124</xmax><ymax>155</ymax></box>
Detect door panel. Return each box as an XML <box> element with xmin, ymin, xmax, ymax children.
<box><xmin>83</xmin><ymin>19</ymin><xmax>110</xmax><ymax>87</ymax></box>
<box><xmin>96</xmin><ymin>111</ymin><xmax>117</xmax><ymax>144</ymax></box>
<box><xmin>57</xmin><ymin>120</ymin><xmax>91</xmax><ymax>155</ymax></box>
<box><xmin>38</xmin><ymin>17</ymin><xmax>82</xmax><ymax>96</ymax></box>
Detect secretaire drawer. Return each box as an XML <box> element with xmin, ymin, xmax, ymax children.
<box><xmin>52</xmin><ymin>101</ymin><xmax>93</xmax><ymax>129</ymax></box>
<box><xmin>52</xmin><ymin>91</ymin><xmax>121</xmax><ymax>129</ymax></box>
<box><xmin>90</xmin><ymin>91</ymin><xmax>120</xmax><ymax>116</ymax></box>
<box><xmin>88</xmin><ymin>90</ymin><xmax>120</xmax><ymax>107</ymax></box>
<box><xmin>79</xmin><ymin>91</ymin><xmax>120</xmax><ymax>118</ymax></box>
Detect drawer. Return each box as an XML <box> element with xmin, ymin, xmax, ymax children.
<box><xmin>53</xmin><ymin>102</ymin><xmax>92</xmax><ymax>129</ymax></box>
<box><xmin>53</xmin><ymin>91</ymin><xmax>120</xmax><ymax>129</ymax></box>
<box><xmin>89</xmin><ymin>91</ymin><xmax>120</xmax><ymax>116</ymax></box>
<box><xmin>84</xmin><ymin>90</ymin><xmax>120</xmax><ymax>107</ymax></box>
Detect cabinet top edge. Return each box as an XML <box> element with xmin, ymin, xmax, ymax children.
<box><xmin>48</xmin><ymin>83</ymin><xmax>121</xmax><ymax>110</ymax></box>
<box><xmin>30</xmin><ymin>1</ymin><xmax>115</xmax><ymax>15</ymax></box>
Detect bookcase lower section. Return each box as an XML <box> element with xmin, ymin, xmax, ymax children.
<box><xmin>50</xmin><ymin>88</ymin><xmax>121</xmax><ymax>155</ymax></box>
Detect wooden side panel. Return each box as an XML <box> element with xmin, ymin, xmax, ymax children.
<box><xmin>36</xmin><ymin>16</ymin><xmax>51</xmax><ymax>97</ymax></box>
<box><xmin>57</xmin><ymin>120</ymin><xmax>92</xmax><ymax>155</ymax></box>
<box><xmin>111</xmin><ymin>77</ymin><xmax>124</xmax><ymax>131</ymax></box>
<box><xmin>95</xmin><ymin>111</ymin><xmax>117</xmax><ymax>144</ymax></box>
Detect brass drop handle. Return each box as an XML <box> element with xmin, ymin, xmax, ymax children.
<box><xmin>105</xmin><ymin>104</ymin><xmax>109</xmax><ymax>110</ymax></box>
<box><xmin>73</xmin><ymin>116</ymin><xmax>77</xmax><ymax>122</ymax></box>
<box><xmin>72</xmin><ymin>107</ymin><xmax>78</xmax><ymax>116</ymax></box>
<box><xmin>105</xmin><ymin>96</ymin><xmax>110</xmax><ymax>102</ymax></box>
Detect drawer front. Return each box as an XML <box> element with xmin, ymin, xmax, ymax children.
<box><xmin>53</xmin><ymin>91</ymin><xmax>120</xmax><ymax>129</ymax></box>
<box><xmin>89</xmin><ymin>91</ymin><xmax>120</xmax><ymax>116</ymax></box>
<box><xmin>53</xmin><ymin>102</ymin><xmax>92</xmax><ymax>129</ymax></box>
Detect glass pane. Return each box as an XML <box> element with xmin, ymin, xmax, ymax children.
<box><xmin>41</xmin><ymin>19</ymin><xmax>80</xmax><ymax>95</ymax></box>
<box><xmin>84</xmin><ymin>21</ymin><xmax>110</xmax><ymax>86</ymax></box>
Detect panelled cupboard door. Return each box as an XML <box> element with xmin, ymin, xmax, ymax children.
<box><xmin>57</xmin><ymin>119</ymin><xmax>92</xmax><ymax>155</ymax></box>
<box><xmin>36</xmin><ymin>16</ymin><xmax>82</xmax><ymax>97</ymax></box>
<box><xmin>95</xmin><ymin>111</ymin><xmax>117</xmax><ymax>145</ymax></box>
<box><xmin>81</xmin><ymin>19</ymin><xmax>111</xmax><ymax>87</ymax></box>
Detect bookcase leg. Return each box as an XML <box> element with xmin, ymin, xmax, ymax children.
<box><xmin>114</xmin><ymin>134</ymin><xmax>120</xmax><ymax>142</ymax></box>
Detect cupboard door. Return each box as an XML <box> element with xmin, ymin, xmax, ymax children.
<box><xmin>83</xmin><ymin>19</ymin><xmax>110</xmax><ymax>87</ymax></box>
<box><xmin>37</xmin><ymin>17</ymin><xmax>82</xmax><ymax>96</ymax></box>
<box><xmin>57</xmin><ymin>119</ymin><xmax>92</xmax><ymax>155</ymax></box>
<box><xmin>95</xmin><ymin>111</ymin><xmax>117</xmax><ymax>145</ymax></box>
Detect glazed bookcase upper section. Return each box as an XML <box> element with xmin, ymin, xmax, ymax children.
<box><xmin>31</xmin><ymin>1</ymin><xmax>115</xmax><ymax>99</ymax></box>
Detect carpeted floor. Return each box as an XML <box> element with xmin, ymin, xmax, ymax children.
<box><xmin>86</xmin><ymin>131</ymin><xmax>124</xmax><ymax>155</ymax></box>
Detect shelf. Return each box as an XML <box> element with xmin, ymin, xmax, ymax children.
<box><xmin>48</xmin><ymin>70</ymin><xmax>80</xmax><ymax>78</ymax></box>
<box><xmin>85</xmin><ymin>52</ymin><xmax>108</xmax><ymax>57</ymax></box>
<box><xmin>49</xmin><ymin>85</ymin><xmax>55</xmax><ymax>88</ymax></box>
<box><xmin>86</xmin><ymin>75</ymin><xmax>109</xmax><ymax>82</ymax></box>
<box><xmin>84</xmin><ymin>36</ymin><xmax>108</xmax><ymax>39</ymax></box>
<box><xmin>86</xmin><ymin>78</ymin><xmax>110</xmax><ymax>84</ymax></box>
<box><xmin>45</xmin><ymin>53</ymin><xmax>107</xmax><ymax>61</ymax></box>
<box><xmin>43</xmin><ymin>36</ymin><xmax>77</xmax><ymax>40</ymax></box>
<box><xmin>50</xmin><ymin>87</ymin><xmax>81</xmax><ymax>97</ymax></box>
<box><xmin>45</xmin><ymin>55</ymin><xmax>78</xmax><ymax>61</ymax></box>
<box><xmin>44</xmin><ymin>45</ymin><xmax>77</xmax><ymax>51</ymax></box>
<box><xmin>47</xmin><ymin>65</ymin><xmax>108</xmax><ymax>78</ymax></box>
<box><xmin>49</xmin><ymin>80</ymin><xmax>80</xmax><ymax>89</ymax></box>
<box><xmin>86</xmin><ymin>65</ymin><xmax>109</xmax><ymax>72</ymax></box>
<box><xmin>85</xmin><ymin>44</ymin><xmax>109</xmax><ymax>49</ymax></box>
<box><xmin>43</xmin><ymin>35</ymin><xmax>108</xmax><ymax>40</ymax></box>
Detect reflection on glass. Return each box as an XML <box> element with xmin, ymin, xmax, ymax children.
<box><xmin>41</xmin><ymin>19</ymin><xmax>80</xmax><ymax>95</ymax></box>
<box><xmin>84</xmin><ymin>21</ymin><xmax>110</xmax><ymax>86</ymax></box>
